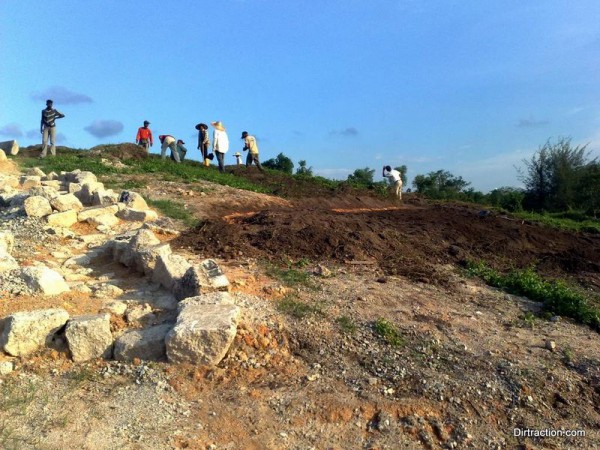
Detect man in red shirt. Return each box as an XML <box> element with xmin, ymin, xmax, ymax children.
<box><xmin>136</xmin><ymin>120</ymin><xmax>153</xmax><ymax>154</ymax></box>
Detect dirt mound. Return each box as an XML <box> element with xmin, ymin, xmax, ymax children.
<box><xmin>89</xmin><ymin>143</ymin><xmax>148</xmax><ymax>160</ymax></box>
<box><xmin>174</xmin><ymin>201</ymin><xmax>600</xmax><ymax>288</ymax></box>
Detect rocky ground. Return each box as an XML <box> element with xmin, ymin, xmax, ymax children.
<box><xmin>1</xmin><ymin>152</ymin><xmax>599</xmax><ymax>449</ymax></box>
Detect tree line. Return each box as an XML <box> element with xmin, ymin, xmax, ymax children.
<box><xmin>262</xmin><ymin>137</ymin><xmax>599</xmax><ymax>218</ymax></box>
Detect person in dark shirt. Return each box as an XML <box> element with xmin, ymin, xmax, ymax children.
<box><xmin>40</xmin><ymin>99</ymin><xmax>65</xmax><ymax>158</ymax></box>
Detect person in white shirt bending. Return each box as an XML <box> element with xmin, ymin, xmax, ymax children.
<box><xmin>383</xmin><ymin>165</ymin><xmax>403</xmax><ymax>200</ymax></box>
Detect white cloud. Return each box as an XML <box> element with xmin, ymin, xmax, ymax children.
<box><xmin>0</xmin><ymin>123</ymin><xmax>23</xmax><ymax>137</ymax></box>
<box><xmin>31</xmin><ymin>86</ymin><xmax>93</xmax><ymax>105</ymax></box>
<box><xmin>84</xmin><ymin>120</ymin><xmax>124</xmax><ymax>138</ymax></box>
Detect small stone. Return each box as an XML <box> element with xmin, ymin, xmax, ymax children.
<box><xmin>545</xmin><ymin>340</ymin><xmax>556</xmax><ymax>352</ymax></box>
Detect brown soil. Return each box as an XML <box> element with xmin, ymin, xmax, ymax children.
<box><xmin>174</xmin><ymin>198</ymin><xmax>600</xmax><ymax>290</ymax></box>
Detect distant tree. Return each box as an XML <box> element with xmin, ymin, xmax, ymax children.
<box><xmin>518</xmin><ymin>137</ymin><xmax>594</xmax><ymax>211</ymax></box>
<box><xmin>577</xmin><ymin>162</ymin><xmax>600</xmax><ymax>217</ymax></box>
<box><xmin>412</xmin><ymin>170</ymin><xmax>470</xmax><ymax>199</ymax></box>
<box><xmin>347</xmin><ymin>167</ymin><xmax>375</xmax><ymax>186</ymax></box>
<box><xmin>262</xmin><ymin>152</ymin><xmax>294</xmax><ymax>174</ymax></box>
<box><xmin>489</xmin><ymin>186</ymin><xmax>525</xmax><ymax>212</ymax></box>
<box><xmin>296</xmin><ymin>160</ymin><xmax>313</xmax><ymax>176</ymax></box>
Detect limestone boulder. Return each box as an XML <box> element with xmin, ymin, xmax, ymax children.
<box><xmin>0</xmin><ymin>174</ymin><xmax>19</xmax><ymax>190</ymax></box>
<box><xmin>74</xmin><ymin>182</ymin><xmax>105</xmax><ymax>206</ymax></box>
<box><xmin>0</xmin><ymin>308</ymin><xmax>69</xmax><ymax>356</ymax></box>
<box><xmin>20</xmin><ymin>266</ymin><xmax>70</xmax><ymax>296</ymax></box>
<box><xmin>0</xmin><ymin>231</ymin><xmax>14</xmax><ymax>254</ymax></box>
<box><xmin>73</xmin><ymin>171</ymin><xmax>97</xmax><ymax>185</ymax></box>
<box><xmin>28</xmin><ymin>186</ymin><xmax>59</xmax><ymax>201</ymax></box>
<box><xmin>24</xmin><ymin>195</ymin><xmax>53</xmax><ymax>218</ymax></box>
<box><xmin>0</xmin><ymin>149</ymin><xmax>6</xmax><ymax>161</ymax></box>
<box><xmin>114</xmin><ymin>324</ymin><xmax>172</xmax><ymax>362</ymax></box>
<box><xmin>20</xmin><ymin>176</ymin><xmax>42</xmax><ymax>189</ymax></box>
<box><xmin>0</xmin><ymin>140</ymin><xmax>19</xmax><ymax>155</ymax></box>
<box><xmin>136</xmin><ymin>243</ymin><xmax>172</xmax><ymax>276</ymax></box>
<box><xmin>87</xmin><ymin>213</ymin><xmax>119</xmax><ymax>229</ymax></box>
<box><xmin>174</xmin><ymin>259</ymin><xmax>229</xmax><ymax>301</ymax></box>
<box><xmin>40</xmin><ymin>180</ymin><xmax>61</xmax><ymax>190</ymax></box>
<box><xmin>77</xmin><ymin>205</ymin><xmax>119</xmax><ymax>222</ymax></box>
<box><xmin>118</xmin><ymin>191</ymin><xmax>148</xmax><ymax>210</ymax></box>
<box><xmin>116</xmin><ymin>207</ymin><xmax>158</xmax><ymax>222</ymax></box>
<box><xmin>92</xmin><ymin>189</ymin><xmax>119</xmax><ymax>206</ymax></box>
<box><xmin>165</xmin><ymin>299</ymin><xmax>240</xmax><ymax>365</ymax></box>
<box><xmin>26</xmin><ymin>167</ymin><xmax>46</xmax><ymax>177</ymax></box>
<box><xmin>152</xmin><ymin>253</ymin><xmax>192</xmax><ymax>291</ymax></box>
<box><xmin>119</xmin><ymin>228</ymin><xmax>160</xmax><ymax>268</ymax></box>
<box><xmin>46</xmin><ymin>210</ymin><xmax>78</xmax><ymax>227</ymax></box>
<box><xmin>65</xmin><ymin>314</ymin><xmax>113</xmax><ymax>362</ymax></box>
<box><xmin>0</xmin><ymin>248</ymin><xmax>18</xmax><ymax>273</ymax></box>
<box><xmin>67</xmin><ymin>182</ymin><xmax>82</xmax><ymax>194</ymax></box>
<box><xmin>50</xmin><ymin>193</ymin><xmax>84</xmax><ymax>212</ymax></box>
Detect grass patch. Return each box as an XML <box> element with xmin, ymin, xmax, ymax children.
<box><xmin>513</xmin><ymin>210</ymin><xmax>600</xmax><ymax>234</ymax></box>
<box><xmin>266</xmin><ymin>262</ymin><xmax>315</xmax><ymax>288</ymax></box>
<box><xmin>277</xmin><ymin>296</ymin><xmax>322</xmax><ymax>319</ymax></box>
<box><xmin>467</xmin><ymin>261</ymin><xmax>600</xmax><ymax>329</ymax></box>
<box><xmin>146</xmin><ymin>198</ymin><xmax>197</xmax><ymax>227</ymax></box>
<box><xmin>66</xmin><ymin>366</ymin><xmax>100</xmax><ymax>385</ymax></box>
<box><xmin>373</xmin><ymin>318</ymin><xmax>405</xmax><ymax>347</ymax></box>
<box><xmin>336</xmin><ymin>315</ymin><xmax>357</xmax><ymax>334</ymax></box>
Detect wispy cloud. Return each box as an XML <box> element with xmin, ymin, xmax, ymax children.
<box><xmin>0</xmin><ymin>123</ymin><xmax>23</xmax><ymax>137</ymax></box>
<box><xmin>84</xmin><ymin>120</ymin><xmax>124</xmax><ymax>138</ymax></box>
<box><xmin>55</xmin><ymin>133</ymin><xmax>67</xmax><ymax>144</ymax></box>
<box><xmin>516</xmin><ymin>116</ymin><xmax>549</xmax><ymax>128</ymax></box>
<box><xmin>329</xmin><ymin>127</ymin><xmax>359</xmax><ymax>137</ymax></box>
<box><xmin>26</xmin><ymin>129</ymin><xmax>40</xmax><ymax>139</ymax></box>
<box><xmin>31</xmin><ymin>86</ymin><xmax>93</xmax><ymax>104</ymax></box>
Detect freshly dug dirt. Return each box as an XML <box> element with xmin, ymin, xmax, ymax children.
<box><xmin>174</xmin><ymin>200</ymin><xmax>600</xmax><ymax>289</ymax></box>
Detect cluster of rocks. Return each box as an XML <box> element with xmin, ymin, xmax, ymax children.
<box><xmin>0</xmin><ymin>165</ymin><xmax>242</xmax><ymax>369</ymax></box>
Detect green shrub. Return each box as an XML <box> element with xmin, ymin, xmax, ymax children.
<box><xmin>373</xmin><ymin>318</ymin><xmax>404</xmax><ymax>346</ymax></box>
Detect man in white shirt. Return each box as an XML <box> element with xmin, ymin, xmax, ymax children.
<box><xmin>211</xmin><ymin>121</ymin><xmax>229</xmax><ymax>173</ymax></box>
<box><xmin>383</xmin><ymin>165</ymin><xmax>403</xmax><ymax>200</ymax></box>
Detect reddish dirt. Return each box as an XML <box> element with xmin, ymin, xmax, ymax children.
<box><xmin>174</xmin><ymin>198</ymin><xmax>600</xmax><ymax>290</ymax></box>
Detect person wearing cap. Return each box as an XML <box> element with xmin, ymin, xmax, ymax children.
<box><xmin>211</xmin><ymin>121</ymin><xmax>229</xmax><ymax>173</ymax></box>
<box><xmin>158</xmin><ymin>134</ymin><xmax>181</xmax><ymax>163</ymax></box>
<box><xmin>382</xmin><ymin>165</ymin><xmax>403</xmax><ymax>200</ymax></box>
<box><xmin>170</xmin><ymin>139</ymin><xmax>187</xmax><ymax>162</ymax></box>
<box><xmin>136</xmin><ymin>120</ymin><xmax>153</xmax><ymax>154</ymax></box>
<box><xmin>195</xmin><ymin>123</ymin><xmax>211</xmax><ymax>166</ymax></box>
<box><xmin>241</xmin><ymin>131</ymin><xmax>263</xmax><ymax>172</ymax></box>
<box><xmin>40</xmin><ymin>99</ymin><xmax>65</xmax><ymax>158</ymax></box>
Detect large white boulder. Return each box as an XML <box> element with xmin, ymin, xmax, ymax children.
<box><xmin>116</xmin><ymin>207</ymin><xmax>158</xmax><ymax>222</ymax></box>
<box><xmin>19</xmin><ymin>266</ymin><xmax>70</xmax><ymax>296</ymax></box>
<box><xmin>65</xmin><ymin>314</ymin><xmax>113</xmax><ymax>362</ymax></box>
<box><xmin>26</xmin><ymin>167</ymin><xmax>46</xmax><ymax>177</ymax></box>
<box><xmin>24</xmin><ymin>195</ymin><xmax>53</xmax><ymax>218</ymax></box>
<box><xmin>50</xmin><ymin>193</ymin><xmax>84</xmax><ymax>212</ymax></box>
<box><xmin>0</xmin><ymin>308</ymin><xmax>69</xmax><ymax>356</ymax></box>
<box><xmin>0</xmin><ymin>140</ymin><xmax>19</xmax><ymax>156</ymax></box>
<box><xmin>77</xmin><ymin>205</ymin><xmax>119</xmax><ymax>222</ymax></box>
<box><xmin>92</xmin><ymin>189</ymin><xmax>119</xmax><ymax>206</ymax></box>
<box><xmin>152</xmin><ymin>253</ymin><xmax>191</xmax><ymax>291</ymax></box>
<box><xmin>0</xmin><ymin>149</ymin><xmax>6</xmax><ymax>161</ymax></box>
<box><xmin>118</xmin><ymin>228</ymin><xmax>160</xmax><ymax>268</ymax></box>
<box><xmin>136</xmin><ymin>243</ymin><xmax>172</xmax><ymax>276</ymax></box>
<box><xmin>46</xmin><ymin>210</ymin><xmax>78</xmax><ymax>228</ymax></box>
<box><xmin>165</xmin><ymin>298</ymin><xmax>240</xmax><ymax>365</ymax></box>
<box><xmin>174</xmin><ymin>259</ymin><xmax>230</xmax><ymax>301</ymax></box>
<box><xmin>113</xmin><ymin>324</ymin><xmax>172</xmax><ymax>361</ymax></box>
<box><xmin>19</xmin><ymin>176</ymin><xmax>42</xmax><ymax>189</ymax></box>
<box><xmin>118</xmin><ymin>191</ymin><xmax>148</xmax><ymax>210</ymax></box>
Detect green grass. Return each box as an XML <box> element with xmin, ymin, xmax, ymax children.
<box><xmin>146</xmin><ymin>198</ymin><xmax>197</xmax><ymax>227</ymax></box>
<box><xmin>266</xmin><ymin>261</ymin><xmax>315</xmax><ymax>288</ymax></box>
<box><xmin>512</xmin><ymin>210</ymin><xmax>600</xmax><ymax>234</ymax></box>
<box><xmin>336</xmin><ymin>315</ymin><xmax>357</xmax><ymax>334</ymax></box>
<box><xmin>373</xmin><ymin>318</ymin><xmax>405</xmax><ymax>347</ymax></box>
<box><xmin>277</xmin><ymin>296</ymin><xmax>322</xmax><ymax>319</ymax></box>
<box><xmin>467</xmin><ymin>261</ymin><xmax>600</xmax><ymax>329</ymax></box>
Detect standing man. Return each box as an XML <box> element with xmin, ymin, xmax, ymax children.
<box><xmin>195</xmin><ymin>123</ymin><xmax>211</xmax><ymax>166</ymax></box>
<box><xmin>211</xmin><ymin>121</ymin><xmax>229</xmax><ymax>173</ymax></box>
<box><xmin>383</xmin><ymin>165</ymin><xmax>403</xmax><ymax>200</ymax></box>
<box><xmin>241</xmin><ymin>131</ymin><xmax>263</xmax><ymax>171</ymax></box>
<box><xmin>40</xmin><ymin>99</ymin><xmax>65</xmax><ymax>158</ymax></box>
<box><xmin>136</xmin><ymin>120</ymin><xmax>153</xmax><ymax>154</ymax></box>
<box><xmin>158</xmin><ymin>134</ymin><xmax>181</xmax><ymax>163</ymax></box>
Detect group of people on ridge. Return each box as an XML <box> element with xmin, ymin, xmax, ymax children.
<box><xmin>135</xmin><ymin>120</ymin><xmax>263</xmax><ymax>173</ymax></box>
<box><xmin>39</xmin><ymin>99</ymin><xmax>400</xmax><ymax>199</ymax></box>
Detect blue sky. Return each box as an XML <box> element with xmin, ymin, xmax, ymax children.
<box><xmin>1</xmin><ymin>0</ymin><xmax>599</xmax><ymax>192</ymax></box>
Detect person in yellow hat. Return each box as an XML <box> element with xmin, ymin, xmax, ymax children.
<box><xmin>211</xmin><ymin>121</ymin><xmax>229</xmax><ymax>173</ymax></box>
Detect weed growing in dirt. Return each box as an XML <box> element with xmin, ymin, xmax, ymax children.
<box><xmin>67</xmin><ymin>366</ymin><xmax>100</xmax><ymax>385</ymax></box>
<box><xmin>520</xmin><ymin>311</ymin><xmax>537</xmax><ymax>329</ymax></box>
<box><xmin>21</xmin><ymin>153</ymin><xmax>118</xmax><ymax>175</ymax></box>
<box><xmin>336</xmin><ymin>315</ymin><xmax>357</xmax><ymax>334</ymax></box>
<box><xmin>266</xmin><ymin>263</ymin><xmax>315</xmax><ymax>288</ymax></box>
<box><xmin>373</xmin><ymin>318</ymin><xmax>405</xmax><ymax>347</ymax></box>
<box><xmin>277</xmin><ymin>296</ymin><xmax>322</xmax><ymax>318</ymax></box>
<box><xmin>146</xmin><ymin>199</ymin><xmax>197</xmax><ymax>227</ymax></box>
<box><xmin>467</xmin><ymin>261</ymin><xmax>600</xmax><ymax>330</ymax></box>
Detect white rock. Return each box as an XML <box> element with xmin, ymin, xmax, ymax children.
<box><xmin>40</xmin><ymin>180</ymin><xmax>61</xmax><ymax>190</ymax></box>
<box><xmin>0</xmin><ymin>308</ymin><xmax>69</xmax><ymax>356</ymax></box>
<box><xmin>24</xmin><ymin>196</ymin><xmax>53</xmax><ymax>218</ymax></box>
<box><xmin>152</xmin><ymin>254</ymin><xmax>192</xmax><ymax>291</ymax></box>
<box><xmin>101</xmin><ymin>300</ymin><xmax>128</xmax><ymax>316</ymax></box>
<box><xmin>0</xmin><ymin>174</ymin><xmax>19</xmax><ymax>190</ymax></box>
<box><xmin>114</xmin><ymin>324</ymin><xmax>172</xmax><ymax>362</ymax></box>
<box><xmin>26</xmin><ymin>167</ymin><xmax>46</xmax><ymax>177</ymax></box>
<box><xmin>118</xmin><ymin>191</ymin><xmax>148</xmax><ymax>210</ymax></box>
<box><xmin>0</xmin><ymin>231</ymin><xmax>14</xmax><ymax>254</ymax></box>
<box><xmin>174</xmin><ymin>260</ymin><xmax>229</xmax><ymax>301</ymax></box>
<box><xmin>93</xmin><ymin>283</ymin><xmax>124</xmax><ymax>298</ymax></box>
<box><xmin>165</xmin><ymin>300</ymin><xmax>240</xmax><ymax>365</ymax></box>
<box><xmin>0</xmin><ymin>248</ymin><xmax>19</xmax><ymax>273</ymax></box>
<box><xmin>125</xmin><ymin>303</ymin><xmax>155</xmax><ymax>325</ymax></box>
<box><xmin>68</xmin><ymin>182</ymin><xmax>82</xmax><ymax>194</ymax></box>
<box><xmin>0</xmin><ymin>360</ymin><xmax>14</xmax><ymax>375</ymax></box>
<box><xmin>19</xmin><ymin>176</ymin><xmax>42</xmax><ymax>189</ymax></box>
<box><xmin>50</xmin><ymin>193</ymin><xmax>84</xmax><ymax>212</ymax></box>
<box><xmin>65</xmin><ymin>314</ymin><xmax>113</xmax><ymax>362</ymax></box>
<box><xmin>87</xmin><ymin>213</ymin><xmax>119</xmax><ymax>229</ymax></box>
<box><xmin>118</xmin><ymin>228</ymin><xmax>160</xmax><ymax>269</ymax></box>
<box><xmin>0</xmin><ymin>140</ymin><xmax>19</xmax><ymax>156</ymax></box>
<box><xmin>116</xmin><ymin>207</ymin><xmax>158</xmax><ymax>222</ymax></box>
<box><xmin>136</xmin><ymin>243</ymin><xmax>172</xmax><ymax>276</ymax></box>
<box><xmin>19</xmin><ymin>266</ymin><xmax>70</xmax><ymax>296</ymax></box>
<box><xmin>46</xmin><ymin>209</ymin><xmax>78</xmax><ymax>228</ymax></box>
<box><xmin>77</xmin><ymin>205</ymin><xmax>119</xmax><ymax>222</ymax></box>
<box><xmin>28</xmin><ymin>185</ymin><xmax>59</xmax><ymax>201</ymax></box>
<box><xmin>0</xmin><ymin>149</ymin><xmax>6</xmax><ymax>161</ymax></box>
